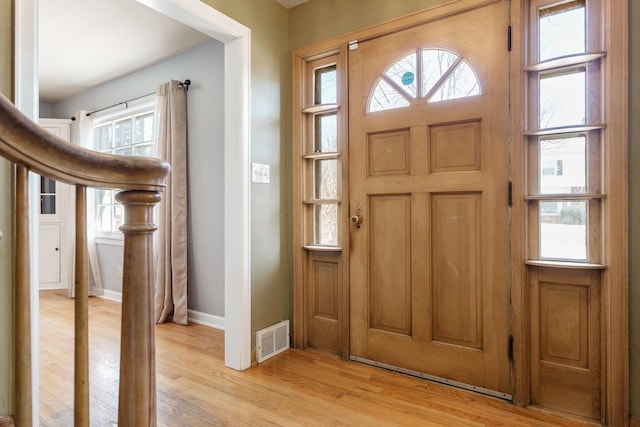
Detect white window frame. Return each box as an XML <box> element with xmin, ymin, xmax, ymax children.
<box><xmin>91</xmin><ymin>96</ymin><xmax>156</xmax><ymax>239</ymax></box>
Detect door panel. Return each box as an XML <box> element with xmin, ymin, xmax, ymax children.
<box><xmin>529</xmin><ymin>268</ymin><xmax>601</xmax><ymax>418</ymax></box>
<box><xmin>429</xmin><ymin>120</ymin><xmax>481</xmax><ymax>173</ymax></box>
<box><xmin>349</xmin><ymin>1</ymin><xmax>511</xmax><ymax>395</ymax></box>
<box><xmin>369</xmin><ymin>195</ymin><xmax>412</xmax><ymax>335</ymax></box>
<box><xmin>39</xmin><ymin>223</ymin><xmax>61</xmax><ymax>284</ymax></box>
<box><xmin>431</xmin><ymin>193</ymin><xmax>481</xmax><ymax>349</ymax></box>
<box><xmin>368</xmin><ymin>131</ymin><xmax>410</xmax><ymax>176</ymax></box>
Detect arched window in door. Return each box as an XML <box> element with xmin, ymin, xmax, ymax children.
<box><xmin>368</xmin><ymin>48</ymin><xmax>481</xmax><ymax>113</ymax></box>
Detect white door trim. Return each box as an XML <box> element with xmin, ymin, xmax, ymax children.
<box><xmin>138</xmin><ymin>0</ymin><xmax>253</xmax><ymax>373</ymax></box>
<box><xmin>14</xmin><ymin>0</ymin><xmax>40</xmax><ymax>421</ymax></box>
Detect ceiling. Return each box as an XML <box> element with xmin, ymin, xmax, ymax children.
<box><xmin>36</xmin><ymin>3</ymin><xmax>182</xmax><ymax>102</ymax></box>
<box><xmin>39</xmin><ymin>0</ymin><xmax>310</xmax><ymax>103</ymax></box>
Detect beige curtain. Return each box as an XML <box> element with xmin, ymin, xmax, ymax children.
<box><xmin>69</xmin><ymin>110</ymin><xmax>104</xmax><ymax>298</ymax></box>
<box><xmin>154</xmin><ymin>80</ymin><xmax>189</xmax><ymax>324</ymax></box>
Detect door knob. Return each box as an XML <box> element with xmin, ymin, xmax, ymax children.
<box><xmin>350</xmin><ymin>214</ymin><xmax>363</xmax><ymax>226</ymax></box>
<box><xmin>0</xmin><ymin>230</ymin><xmax>3</xmax><ymax>240</ymax></box>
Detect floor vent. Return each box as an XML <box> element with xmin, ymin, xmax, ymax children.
<box><xmin>256</xmin><ymin>320</ymin><xmax>290</xmax><ymax>363</ymax></box>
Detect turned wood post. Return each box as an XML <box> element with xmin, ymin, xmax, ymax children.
<box><xmin>14</xmin><ymin>165</ymin><xmax>32</xmax><ymax>427</ymax></box>
<box><xmin>74</xmin><ymin>185</ymin><xmax>90</xmax><ymax>427</ymax></box>
<box><xmin>116</xmin><ymin>190</ymin><xmax>161</xmax><ymax>427</ymax></box>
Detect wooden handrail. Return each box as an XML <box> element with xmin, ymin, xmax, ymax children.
<box><xmin>0</xmin><ymin>93</ymin><xmax>168</xmax><ymax>191</ymax></box>
<box><xmin>0</xmin><ymin>92</ymin><xmax>169</xmax><ymax>427</ymax></box>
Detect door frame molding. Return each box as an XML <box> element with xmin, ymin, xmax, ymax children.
<box><xmin>292</xmin><ymin>0</ymin><xmax>508</xmax><ymax>364</ymax></box>
<box><xmin>137</xmin><ymin>0</ymin><xmax>253</xmax><ymax>374</ymax></box>
<box><xmin>292</xmin><ymin>0</ymin><xmax>629</xmax><ymax>422</ymax></box>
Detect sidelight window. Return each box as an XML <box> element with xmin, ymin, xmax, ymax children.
<box><xmin>525</xmin><ymin>0</ymin><xmax>603</xmax><ymax>264</ymax></box>
<box><xmin>301</xmin><ymin>61</ymin><xmax>342</xmax><ymax>248</ymax></box>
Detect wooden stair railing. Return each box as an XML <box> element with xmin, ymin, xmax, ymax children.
<box><xmin>0</xmin><ymin>93</ymin><xmax>169</xmax><ymax>427</ymax></box>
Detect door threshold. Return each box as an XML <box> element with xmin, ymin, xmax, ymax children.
<box><xmin>350</xmin><ymin>356</ymin><xmax>512</xmax><ymax>401</ymax></box>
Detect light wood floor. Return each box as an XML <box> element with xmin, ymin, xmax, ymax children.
<box><xmin>39</xmin><ymin>290</ymin><xmax>596</xmax><ymax>426</ymax></box>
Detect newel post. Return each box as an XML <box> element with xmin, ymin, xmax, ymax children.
<box><xmin>116</xmin><ymin>190</ymin><xmax>161</xmax><ymax>427</ymax></box>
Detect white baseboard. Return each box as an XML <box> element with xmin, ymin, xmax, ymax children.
<box><xmin>99</xmin><ymin>289</ymin><xmax>122</xmax><ymax>303</ymax></box>
<box><xmin>39</xmin><ymin>283</ymin><xmax>67</xmax><ymax>291</ymax></box>
<box><xmin>188</xmin><ymin>309</ymin><xmax>225</xmax><ymax>330</ymax></box>
<box><xmin>97</xmin><ymin>291</ymin><xmax>224</xmax><ymax>330</ymax></box>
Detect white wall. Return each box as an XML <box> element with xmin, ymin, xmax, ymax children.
<box><xmin>49</xmin><ymin>39</ymin><xmax>226</xmax><ymax>317</ymax></box>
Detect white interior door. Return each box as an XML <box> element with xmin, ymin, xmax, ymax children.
<box><xmin>38</xmin><ymin>119</ymin><xmax>73</xmax><ymax>290</ymax></box>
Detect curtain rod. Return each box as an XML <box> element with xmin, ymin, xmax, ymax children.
<box><xmin>70</xmin><ymin>79</ymin><xmax>191</xmax><ymax>120</ymax></box>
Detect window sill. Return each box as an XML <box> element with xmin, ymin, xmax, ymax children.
<box><xmin>525</xmin><ymin>260</ymin><xmax>605</xmax><ymax>270</ymax></box>
<box><xmin>96</xmin><ymin>235</ymin><xmax>124</xmax><ymax>247</ymax></box>
<box><xmin>523</xmin><ymin>51</ymin><xmax>606</xmax><ymax>72</ymax></box>
<box><xmin>303</xmin><ymin>245</ymin><xmax>342</xmax><ymax>252</ymax></box>
<box><xmin>524</xmin><ymin>124</ymin><xmax>605</xmax><ymax>136</ymax></box>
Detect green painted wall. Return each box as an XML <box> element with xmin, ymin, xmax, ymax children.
<box><xmin>0</xmin><ymin>0</ymin><xmax>12</xmax><ymax>416</ymax></box>
<box><xmin>289</xmin><ymin>0</ymin><xmax>448</xmax><ymax>49</ymax></box>
<box><xmin>289</xmin><ymin>0</ymin><xmax>640</xmax><ymax>419</ymax></box>
<box><xmin>629</xmin><ymin>0</ymin><xmax>640</xmax><ymax>418</ymax></box>
<box><xmin>199</xmin><ymin>0</ymin><xmax>292</xmax><ymax>336</ymax></box>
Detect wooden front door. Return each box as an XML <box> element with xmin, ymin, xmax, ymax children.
<box><xmin>348</xmin><ymin>1</ymin><xmax>511</xmax><ymax>395</ymax></box>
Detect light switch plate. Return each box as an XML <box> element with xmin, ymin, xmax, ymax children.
<box><xmin>251</xmin><ymin>162</ymin><xmax>270</xmax><ymax>183</ymax></box>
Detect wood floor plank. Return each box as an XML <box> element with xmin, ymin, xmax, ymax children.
<box><xmin>38</xmin><ymin>290</ymin><xmax>597</xmax><ymax>426</ymax></box>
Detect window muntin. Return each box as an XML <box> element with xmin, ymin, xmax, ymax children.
<box><xmin>95</xmin><ymin>188</ymin><xmax>123</xmax><ymax>236</ymax></box>
<box><xmin>368</xmin><ymin>48</ymin><xmax>481</xmax><ymax>113</ymax></box>
<box><xmin>40</xmin><ymin>177</ymin><xmax>56</xmax><ymax>215</ymax></box>
<box><xmin>93</xmin><ymin>102</ymin><xmax>155</xmax><ymax>235</ymax></box>
<box><xmin>96</xmin><ymin>112</ymin><xmax>154</xmax><ymax>158</ymax></box>
<box><xmin>385</xmin><ymin>51</ymin><xmax>418</xmax><ymax>98</ymax></box>
<box><xmin>370</xmin><ymin>78</ymin><xmax>411</xmax><ymax>112</ymax></box>
<box><xmin>421</xmin><ymin>49</ymin><xmax>459</xmax><ymax>96</ymax></box>
<box><xmin>427</xmin><ymin>60</ymin><xmax>480</xmax><ymax>102</ymax></box>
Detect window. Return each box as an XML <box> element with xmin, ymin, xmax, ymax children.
<box><xmin>40</xmin><ymin>176</ymin><xmax>56</xmax><ymax>215</ymax></box>
<box><xmin>301</xmin><ymin>60</ymin><xmax>342</xmax><ymax>248</ymax></box>
<box><xmin>525</xmin><ymin>0</ymin><xmax>603</xmax><ymax>263</ymax></box>
<box><xmin>92</xmin><ymin>98</ymin><xmax>155</xmax><ymax>235</ymax></box>
<box><xmin>368</xmin><ymin>48</ymin><xmax>481</xmax><ymax>113</ymax></box>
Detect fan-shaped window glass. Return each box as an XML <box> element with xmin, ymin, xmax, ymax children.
<box><xmin>421</xmin><ymin>49</ymin><xmax>459</xmax><ymax>97</ymax></box>
<box><xmin>368</xmin><ymin>48</ymin><xmax>481</xmax><ymax>113</ymax></box>
<box><xmin>384</xmin><ymin>52</ymin><xmax>418</xmax><ymax>98</ymax></box>
<box><xmin>428</xmin><ymin>60</ymin><xmax>481</xmax><ymax>102</ymax></box>
<box><xmin>369</xmin><ymin>78</ymin><xmax>411</xmax><ymax>112</ymax></box>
